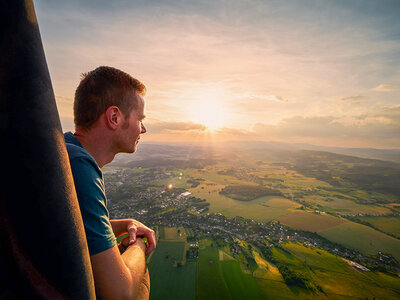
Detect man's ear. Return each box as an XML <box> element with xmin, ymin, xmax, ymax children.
<box><xmin>104</xmin><ymin>106</ymin><xmax>121</xmax><ymax>130</ymax></box>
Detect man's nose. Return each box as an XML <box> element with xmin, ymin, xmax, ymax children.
<box><xmin>141</xmin><ymin>123</ymin><xmax>146</xmax><ymax>134</ymax></box>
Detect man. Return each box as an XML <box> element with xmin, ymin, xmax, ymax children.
<box><xmin>64</xmin><ymin>66</ymin><xmax>156</xmax><ymax>299</ymax></box>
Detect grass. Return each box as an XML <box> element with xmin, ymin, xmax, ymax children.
<box><xmin>219</xmin><ymin>250</ymin><xmax>234</xmax><ymax>261</ymax></box>
<box><xmin>185</xmin><ymin>168</ymin><xmax>246</xmax><ymax>186</ymax></box>
<box><xmin>256</xmin><ymin>279</ymin><xmax>314</xmax><ymax>300</ymax></box>
<box><xmin>220</xmin><ymin>184</ymin><xmax>282</xmax><ymax>201</ymax></box>
<box><xmin>220</xmin><ymin>260</ymin><xmax>265</xmax><ymax>299</ymax></box>
<box><xmin>263</xmin><ymin>242</ymin><xmax>400</xmax><ymax>299</ymax></box>
<box><xmin>260</xmin><ymin>170</ymin><xmax>331</xmax><ymax>189</ymax></box>
<box><xmin>196</xmin><ymin>242</ymin><xmax>264</xmax><ymax>300</ymax></box>
<box><xmin>252</xmin><ymin>250</ymin><xmax>284</xmax><ymax>281</ymax></box>
<box><xmin>304</xmin><ymin>194</ymin><xmax>393</xmax><ymax>215</ymax></box>
<box><xmin>189</xmin><ymin>181</ymin><xmax>300</xmax><ymax>221</ymax></box>
<box><xmin>148</xmin><ymin>241</ymin><xmax>196</xmax><ymax>300</ymax></box>
<box><xmin>159</xmin><ymin>226</ymin><xmax>187</xmax><ymax>241</ymax></box>
<box><xmin>196</xmin><ymin>245</ymin><xmax>230</xmax><ymax>299</ymax></box>
<box><xmin>319</xmin><ymin>222</ymin><xmax>400</xmax><ymax>261</ymax></box>
<box><xmin>278</xmin><ymin>211</ymin><xmax>346</xmax><ymax>232</ymax></box>
<box><xmin>228</xmin><ymin>197</ymin><xmax>300</xmax><ymax>222</ymax></box>
<box><xmin>359</xmin><ymin>216</ymin><xmax>400</xmax><ymax>238</ymax></box>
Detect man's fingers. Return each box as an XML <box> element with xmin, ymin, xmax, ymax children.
<box><xmin>145</xmin><ymin>243</ymin><xmax>155</xmax><ymax>256</ymax></box>
<box><xmin>126</xmin><ymin>220</ymin><xmax>157</xmax><ymax>254</ymax></box>
<box><xmin>136</xmin><ymin>227</ymin><xmax>156</xmax><ymax>250</ymax></box>
<box><xmin>127</xmin><ymin>225</ymin><xmax>137</xmax><ymax>244</ymax></box>
<box><xmin>144</xmin><ymin>230</ymin><xmax>156</xmax><ymax>255</ymax></box>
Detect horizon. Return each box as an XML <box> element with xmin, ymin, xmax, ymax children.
<box><xmin>35</xmin><ymin>0</ymin><xmax>400</xmax><ymax>148</ymax></box>
<box><xmin>124</xmin><ymin>139</ymin><xmax>400</xmax><ymax>151</ymax></box>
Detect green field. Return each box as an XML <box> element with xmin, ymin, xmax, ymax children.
<box><xmin>196</xmin><ymin>242</ymin><xmax>264</xmax><ymax>300</ymax></box>
<box><xmin>189</xmin><ymin>182</ymin><xmax>299</xmax><ymax>221</ymax></box>
<box><xmin>359</xmin><ymin>216</ymin><xmax>400</xmax><ymax>238</ymax></box>
<box><xmin>159</xmin><ymin>226</ymin><xmax>187</xmax><ymax>241</ymax></box>
<box><xmin>220</xmin><ymin>184</ymin><xmax>282</xmax><ymax>201</ymax></box>
<box><xmin>196</xmin><ymin>245</ymin><xmax>231</xmax><ymax>299</ymax></box>
<box><xmin>200</xmin><ymin>240</ymin><xmax>400</xmax><ymax>299</ymax></box>
<box><xmin>278</xmin><ymin>211</ymin><xmax>346</xmax><ymax>232</ymax></box>
<box><xmin>266</xmin><ymin>242</ymin><xmax>400</xmax><ymax>299</ymax></box>
<box><xmin>305</xmin><ymin>194</ymin><xmax>393</xmax><ymax>215</ymax></box>
<box><xmin>220</xmin><ymin>261</ymin><xmax>265</xmax><ymax>299</ymax></box>
<box><xmin>185</xmin><ymin>168</ymin><xmax>246</xmax><ymax>186</ymax></box>
<box><xmin>148</xmin><ymin>241</ymin><xmax>196</xmax><ymax>300</ymax></box>
<box><xmin>319</xmin><ymin>222</ymin><xmax>400</xmax><ymax>261</ymax></box>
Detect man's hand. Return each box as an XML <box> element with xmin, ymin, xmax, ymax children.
<box><xmin>127</xmin><ymin>220</ymin><xmax>156</xmax><ymax>255</ymax></box>
<box><xmin>110</xmin><ymin>218</ymin><xmax>156</xmax><ymax>255</ymax></box>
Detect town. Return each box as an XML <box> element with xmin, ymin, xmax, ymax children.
<box><xmin>104</xmin><ymin>167</ymin><xmax>399</xmax><ymax>275</ymax></box>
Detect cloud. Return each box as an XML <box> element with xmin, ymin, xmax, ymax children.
<box><xmin>251</xmin><ymin>94</ymin><xmax>288</xmax><ymax>103</ymax></box>
<box><xmin>215</xmin><ymin>127</ymin><xmax>254</xmax><ymax>137</ymax></box>
<box><xmin>253</xmin><ymin>106</ymin><xmax>400</xmax><ymax>142</ymax></box>
<box><xmin>134</xmin><ymin>106</ymin><xmax>400</xmax><ymax>147</ymax></box>
<box><xmin>340</xmin><ymin>95</ymin><xmax>365</xmax><ymax>102</ymax></box>
<box><xmin>37</xmin><ymin>0</ymin><xmax>400</xmax><ymax>102</ymax></box>
<box><xmin>35</xmin><ymin>0</ymin><xmax>400</xmax><ymax>148</ymax></box>
<box><xmin>372</xmin><ymin>84</ymin><xmax>397</xmax><ymax>92</ymax></box>
<box><xmin>146</xmin><ymin>120</ymin><xmax>206</xmax><ymax>133</ymax></box>
<box><xmin>254</xmin><ymin>116</ymin><xmax>343</xmax><ymax>138</ymax></box>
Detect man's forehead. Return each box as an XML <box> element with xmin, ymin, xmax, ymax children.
<box><xmin>133</xmin><ymin>92</ymin><xmax>146</xmax><ymax>118</ymax></box>
<box><xmin>136</xmin><ymin>92</ymin><xmax>145</xmax><ymax>104</ymax></box>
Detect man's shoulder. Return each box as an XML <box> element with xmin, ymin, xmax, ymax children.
<box><xmin>66</xmin><ymin>142</ymin><xmax>89</xmax><ymax>159</ymax></box>
<box><xmin>66</xmin><ymin>143</ymin><xmax>99</xmax><ymax>170</ymax></box>
<box><xmin>64</xmin><ymin>133</ymin><xmax>100</xmax><ymax>175</ymax></box>
<box><xmin>67</xmin><ymin>150</ymin><xmax>103</xmax><ymax>185</ymax></box>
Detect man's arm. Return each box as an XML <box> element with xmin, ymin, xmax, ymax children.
<box><xmin>67</xmin><ymin>157</ymin><xmax>152</xmax><ymax>298</ymax></box>
<box><xmin>90</xmin><ymin>239</ymin><xmax>147</xmax><ymax>300</ymax></box>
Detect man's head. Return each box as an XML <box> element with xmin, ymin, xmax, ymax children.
<box><xmin>74</xmin><ymin>66</ymin><xmax>146</xmax><ymax>129</ymax></box>
<box><xmin>114</xmin><ymin>92</ymin><xmax>146</xmax><ymax>153</ymax></box>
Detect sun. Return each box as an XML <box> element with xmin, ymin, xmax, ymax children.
<box><xmin>187</xmin><ymin>94</ymin><xmax>227</xmax><ymax>130</ymax></box>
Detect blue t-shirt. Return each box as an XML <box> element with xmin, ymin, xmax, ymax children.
<box><xmin>64</xmin><ymin>132</ymin><xmax>116</xmax><ymax>255</ymax></box>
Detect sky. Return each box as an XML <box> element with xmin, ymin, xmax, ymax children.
<box><xmin>34</xmin><ymin>0</ymin><xmax>400</xmax><ymax>148</ymax></box>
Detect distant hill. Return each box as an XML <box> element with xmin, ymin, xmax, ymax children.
<box><xmin>288</xmin><ymin>150</ymin><xmax>400</xmax><ymax>199</ymax></box>
<box><xmin>110</xmin><ymin>142</ymin><xmax>232</xmax><ymax>166</ymax></box>
<box><xmin>110</xmin><ymin>142</ymin><xmax>400</xmax><ymax>200</ymax></box>
<box><xmin>291</xmin><ymin>144</ymin><xmax>400</xmax><ymax>164</ymax></box>
<box><xmin>113</xmin><ymin>141</ymin><xmax>400</xmax><ymax>164</ymax></box>
<box><xmin>223</xmin><ymin>141</ymin><xmax>400</xmax><ymax>163</ymax></box>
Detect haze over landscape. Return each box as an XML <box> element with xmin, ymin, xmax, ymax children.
<box><xmin>34</xmin><ymin>1</ymin><xmax>400</xmax><ymax>299</ymax></box>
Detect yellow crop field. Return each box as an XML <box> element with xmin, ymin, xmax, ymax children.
<box><xmin>278</xmin><ymin>211</ymin><xmax>345</xmax><ymax>232</ymax></box>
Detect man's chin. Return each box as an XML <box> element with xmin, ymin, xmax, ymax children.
<box><xmin>128</xmin><ymin>147</ymin><xmax>137</xmax><ymax>154</ymax></box>
<box><xmin>120</xmin><ymin>141</ymin><xmax>139</xmax><ymax>154</ymax></box>
<box><xmin>121</xmin><ymin>146</ymin><xmax>137</xmax><ymax>154</ymax></box>
<box><xmin>130</xmin><ymin>143</ymin><xmax>139</xmax><ymax>153</ymax></box>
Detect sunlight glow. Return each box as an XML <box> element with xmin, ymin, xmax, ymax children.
<box><xmin>187</xmin><ymin>91</ymin><xmax>228</xmax><ymax>130</ymax></box>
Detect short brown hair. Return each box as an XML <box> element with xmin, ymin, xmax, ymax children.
<box><xmin>74</xmin><ymin>66</ymin><xmax>146</xmax><ymax>128</ymax></box>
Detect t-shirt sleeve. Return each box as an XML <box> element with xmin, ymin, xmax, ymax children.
<box><xmin>69</xmin><ymin>157</ymin><xmax>116</xmax><ymax>256</ymax></box>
